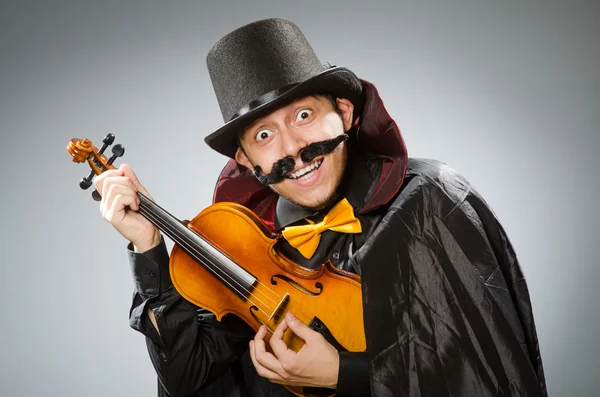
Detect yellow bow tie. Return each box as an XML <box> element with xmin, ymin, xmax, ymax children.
<box><xmin>281</xmin><ymin>198</ymin><xmax>362</xmax><ymax>259</ymax></box>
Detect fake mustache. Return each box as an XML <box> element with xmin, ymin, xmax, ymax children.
<box><xmin>253</xmin><ymin>133</ymin><xmax>349</xmax><ymax>185</ymax></box>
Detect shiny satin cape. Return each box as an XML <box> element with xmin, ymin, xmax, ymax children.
<box><xmin>212</xmin><ymin>80</ymin><xmax>547</xmax><ymax>396</ymax></box>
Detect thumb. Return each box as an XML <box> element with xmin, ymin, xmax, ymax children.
<box><xmin>285</xmin><ymin>312</ymin><xmax>318</xmax><ymax>343</ymax></box>
<box><xmin>119</xmin><ymin>163</ymin><xmax>154</xmax><ymax>201</ymax></box>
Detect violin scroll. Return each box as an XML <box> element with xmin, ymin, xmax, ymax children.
<box><xmin>67</xmin><ymin>134</ymin><xmax>125</xmax><ymax>200</ymax></box>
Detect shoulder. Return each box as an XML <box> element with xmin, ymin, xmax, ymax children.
<box><xmin>384</xmin><ymin>157</ymin><xmax>496</xmax><ymax>227</ymax></box>
<box><xmin>404</xmin><ymin>157</ymin><xmax>470</xmax><ymax>191</ymax></box>
<box><xmin>398</xmin><ymin>157</ymin><xmax>472</xmax><ymax>203</ymax></box>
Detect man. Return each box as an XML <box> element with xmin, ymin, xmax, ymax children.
<box><xmin>94</xmin><ymin>19</ymin><xmax>547</xmax><ymax>396</ymax></box>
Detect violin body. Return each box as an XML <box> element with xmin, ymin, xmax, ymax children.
<box><xmin>170</xmin><ymin>202</ymin><xmax>366</xmax><ymax>396</ymax></box>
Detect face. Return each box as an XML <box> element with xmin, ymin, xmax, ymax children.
<box><xmin>235</xmin><ymin>95</ymin><xmax>354</xmax><ymax>210</ymax></box>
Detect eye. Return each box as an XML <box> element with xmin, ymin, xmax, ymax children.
<box><xmin>295</xmin><ymin>108</ymin><xmax>313</xmax><ymax>122</ymax></box>
<box><xmin>255</xmin><ymin>129</ymin><xmax>274</xmax><ymax>142</ymax></box>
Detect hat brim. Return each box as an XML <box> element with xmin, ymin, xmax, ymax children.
<box><xmin>204</xmin><ymin>66</ymin><xmax>364</xmax><ymax>158</ymax></box>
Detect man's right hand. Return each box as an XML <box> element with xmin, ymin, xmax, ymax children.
<box><xmin>93</xmin><ymin>164</ymin><xmax>161</xmax><ymax>253</ymax></box>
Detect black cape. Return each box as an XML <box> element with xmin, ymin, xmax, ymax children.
<box><xmin>213</xmin><ymin>80</ymin><xmax>547</xmax><ymax>396</ymax></box>
<box><xmin>359</xmin><ymin>157</ymin><xmax>547</xmax><ymax>396</ymax></box>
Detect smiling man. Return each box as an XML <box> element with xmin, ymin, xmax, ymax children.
<box><xmin>95</xmin><ymin>19</ymin><xmax>547</xmax><ymax>397</ymax></box>
<box><xmin>235</xmin><ymin>95</ymin><xmax>353</xmax><ymax>210</ymax></box>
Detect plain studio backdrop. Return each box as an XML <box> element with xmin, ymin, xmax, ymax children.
<box><xmin>1</xmin><ymin>1</ymin><xmax>598</xmax><ymax>396</ymax></box>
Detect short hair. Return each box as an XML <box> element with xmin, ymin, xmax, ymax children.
<box><xmin>316</xmin><ymin>93</ymin><xmax>339</xmax><ymax>112</ymax></box>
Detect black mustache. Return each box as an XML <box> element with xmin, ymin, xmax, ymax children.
<box><xmin>253</xmin><ymin>133</ymin><xmax>349</xmax><ymax>185</ymax></box>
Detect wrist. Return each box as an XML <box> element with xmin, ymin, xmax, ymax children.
<box><xmin>133</xmin><ymin>230</ymin><xmax>161</xmax><ymax>253</ymax></box>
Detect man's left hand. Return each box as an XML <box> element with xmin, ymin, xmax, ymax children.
<box><xmin>249</xmin><ymin>312</ymin><xmax>339</xmax><ymax>389</ymax></box>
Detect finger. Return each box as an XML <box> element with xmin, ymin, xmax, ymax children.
<box><xmin>249</xmin><ymin>340</ymin><xmax>284</xmax><ymax>381</ymax></box>
<box><xmin>119</xmin><ymin>164</ymin><xmax>153</xmax><ymax>200</ymax></box>
<box><xmin>105</xmin><ymin>193</ymin><xmax>137</xmax><ymax>225</ymax></box>
<box><xmin>284</xmin><ymin>312</ymin><xmax>318</xmax><ymax>343</ymax></box>
<box><xmin>253</xmin><ymin>326</ymin><xmax>272</xmax><ymax>361</ymax></box>
<box><xmin>93</xmin><ymin>169</ymin><xmax>123</xmax><ymax>196</ymax></box>
<box><xmin>101</xmin><ymin>175</ymin><xmax>136</xmax><ymax>204</ymax></box>
<box><xmin>253</xmin><ymin>327</ymin><xmax>288</xmax><ymax>376</ymax></box>
<box><xmin>272</xmin><ymin>317</ymin><xmax>290</xmax><ymax>341</ymax></box>
<box><xmin>103</xmin><ymin>183</ymin><xmax>140</xmax><ymax>213</ymax></box>
<box><xmin>270</xmin><ymin>318</ymin><xmax>295</xmax><ymax>361</ymax></box>
<box><xmin>101</xmin><ymin>177</ymin><xmax>139</xmax><ymax>214</ymax></box>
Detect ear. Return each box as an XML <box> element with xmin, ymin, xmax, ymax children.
<box><xmin>336</xmin><ymin>98</ymin><xmax>355</xmax><ymax>132</ymax></box>
<box><xmin>235</xmin><ymin>145</ymin><xmax>254</xmax><ymax>171</ymax></box>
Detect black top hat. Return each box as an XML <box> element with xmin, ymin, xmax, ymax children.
<box><xmin>204</xmin><ymin>18</ymin><xmax>364</xmax><ymax>158</ymax></box>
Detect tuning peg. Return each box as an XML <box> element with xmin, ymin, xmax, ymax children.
<box><xmin>107</xmin><ymin>144</ymin><xmax>125</xmax><ymax>166</ymax></box>
<box><xmin>98</xmin><ymin>133</ymin><xmax>115</xmax><ymax>156</ymax></box>
<box><xmin>103</xmin><ymin>133</ymin><xmax>115</xmax><ymax>145</ymax></box>
<box><xmin>112</xmin><ymin>143</ymin><xmax>124</xmax><ymax>157</ymax></box>
<box><xmin>80</xmin><ymin>177</ymin><xmax>92</xmax><ymax>190</ymax></box>
<box><xmin>91</xmin><ymin>189</ymin><xmax>102</xmax><ymax>202</ymax></box>
<box><xmin>79</xmin><ymin>170</ymin><xmax>96</xmax><ymax>190</ymax></box>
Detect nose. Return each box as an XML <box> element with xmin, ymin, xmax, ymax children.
<box><xmin>279</xmin><ymin>126</ymin><xmax>308</xmax><ymax>159</ymax></box>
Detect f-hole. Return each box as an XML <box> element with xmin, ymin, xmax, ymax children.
<box><xmin>271</xmin><ymin>275</ymin><xmax>323</xmax><ymax>296</ymax></box>
<box><xmin>249</xmin><ymin>306</ymin><xmax>274</xmax><ymax>333</ymax></box>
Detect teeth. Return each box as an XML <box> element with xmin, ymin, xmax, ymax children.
<box><xmin>288</xmin><ymin>159</ymin><xmax>322</xmax><ymax>180</ymax></box>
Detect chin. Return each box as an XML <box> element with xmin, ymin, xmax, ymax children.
<box><xmin>297</xmin><ymin>196</ymin><xmax>333</xmax><ymax>211</ymax></box>
<box><xmin>278</xmin><ymin>186</ymin><xmax>337</xmax><ymax>211</ymax></box>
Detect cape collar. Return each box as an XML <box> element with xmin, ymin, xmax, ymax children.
<box><xmin>212</xmin><ymin>79</ymin><xmax>408</xmax><ymax>231</ymax></box>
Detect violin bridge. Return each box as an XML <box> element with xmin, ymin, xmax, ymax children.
<box><xmin>269</xmin><ymin>292</ymin><xmax>290</xmax><ymax>322</ymax></box>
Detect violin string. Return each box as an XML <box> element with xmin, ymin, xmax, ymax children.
<box><xmin>137</xmin><ymin>205</ymin><xmax>275</xmax><ymax>317</ymax></box>
<box><xmin>136</xmin><ymin>195</ymin><xmax>288</xmax><ymax>308</ymax></box>
<box><xmin>136</xmin><ymin>198</ymin><xmax>288</xmax><ymax>308</ymax></box>
<box><xmin>137</xmin><ymin>197</ymin><xmax>317</xmax><ymax>328</ymax></box>
<box><xmin>138</xmin><ymin>205</ymin><xmax>318</xmax><ymax>334</ymax></box>
<box><xmin>137</xmin><ymin>205</ymin><xmax>281</xmax><ymax>317</ymax></box>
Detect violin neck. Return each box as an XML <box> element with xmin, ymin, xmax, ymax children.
<box><xmin>135</xmin><ymin>192</ymin><xmax>256</xmax><ymax>298</ymax></box>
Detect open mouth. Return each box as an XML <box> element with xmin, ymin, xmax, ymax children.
<box><xmin>285</xmin><ymin>159</ymin><xmax>324</xmax><ymax>181</ymax></box>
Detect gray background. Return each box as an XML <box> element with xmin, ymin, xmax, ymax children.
<box><xmin>1</xmin><ymin>0</ymin><xmax>598</xmax><ymax>396</ymax></box>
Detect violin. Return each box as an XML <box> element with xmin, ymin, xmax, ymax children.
<box><xmin>67</xmin><ymin>134</ymin><xmax>366</xmax><ymax>397</ymax></box>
